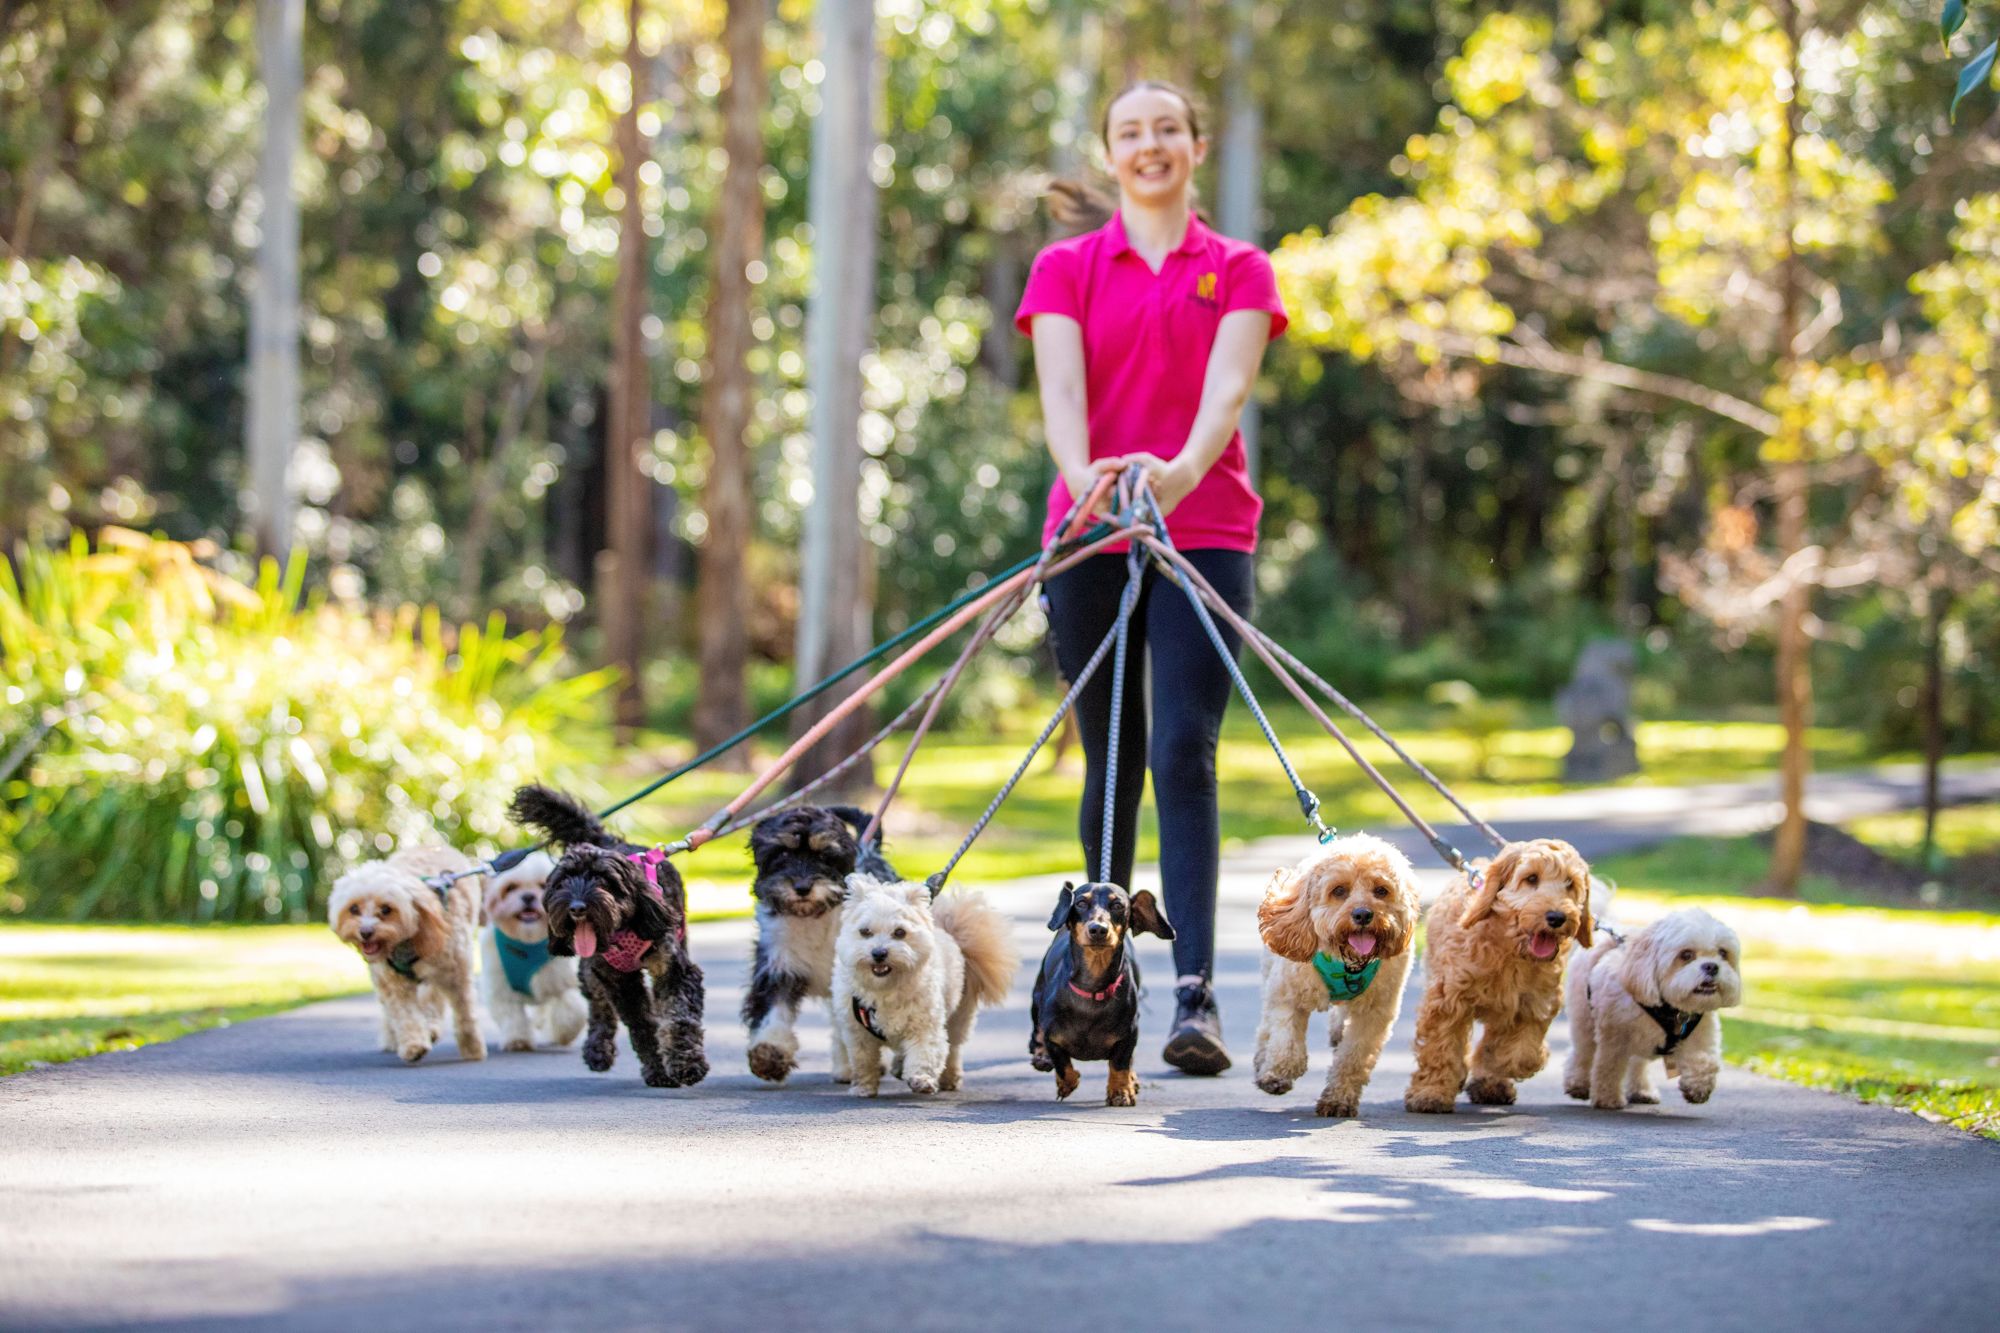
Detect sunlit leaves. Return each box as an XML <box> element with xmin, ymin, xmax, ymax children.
<box><xmin>1951</xmin><ymin>39</ymin><xmax>1997</xmax><ymax>122</ymax></box>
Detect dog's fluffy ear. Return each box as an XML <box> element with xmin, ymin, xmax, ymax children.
<box><xmin>1620</xmin><ymin>926</ymin><xmax>1663</xmax><ymax>1007</ymax></box>
<box><xmin>1571</xmin><ymin>858</ymin><xmax>1595</xmax><ymax>948</ymax></box>
<box><xmin>1047</xmin><ymin>883</ymin><xmax>1076</xmax><ymax>932</ymax></box>
<box><xmin>899</xmin><ymin>879</ymin><xmax>930</xmax><ymax>909</ymax></box>
<box><xmin>1257</xmin><ymin>866</ymin><xmax>1319</xmax><ymax>963</ymax></box>
<box><xmin>1129</xmin><ymin>889</ymin><xmax>1175</xmax><ymax>941</ymax></box>
<box><xmin>807</xmin><ymin>813</ymin><xmax>852</xmax><ymax>855</ymax></box>
<box><xmin>1459</xmin><ymin>844</ymin><xmax>1520</xmax><ymax>928</ymax></box>
<box><xmin>409</xmin><ymin>881</ymin><xmax>452</xmax><ymax>960</ymax></box>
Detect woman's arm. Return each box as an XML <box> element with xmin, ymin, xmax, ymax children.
<box><xmin>1135</xmin><ymin>308</ymin><xmax>1275</xmax><ymax>515</ymax></box>
<box><xmin>1029</xmin><ymin>314</ymin><xmax>1111</xmax><ymax>502</ymax></box>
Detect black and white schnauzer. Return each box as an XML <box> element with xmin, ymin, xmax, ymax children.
<box><xmin>1030</xmin><ymin>881</ymin><xmax>1174</xmax><ymax>1106</ymax></box>
<box><xmin>742</xmin><ymin>805</ymin><xmax>896</xmax><ymax>1084</ymax></box>
<box><xmin>509</xmin><ymin>784</ymin><xmax>708</xmax><ymax>1088</ymax></box>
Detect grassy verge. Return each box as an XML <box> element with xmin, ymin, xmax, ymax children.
<box><xmin>1593</xmin><ymin>840</ymin><xmax>2000</xmax><ymax>1139</ymax></box>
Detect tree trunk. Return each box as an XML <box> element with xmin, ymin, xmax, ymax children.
<box><xmin>792</xmin><ymin>0</ymin><xmax>879</xmax><ymax>793</ymax></box>
<box><xmin>691</xmin><ymin>0</ymin><xmax>767</xmax><ymax>766</ymax></box>
<box><xmin>246</xmin><ymin>0</ymin><xmax>303</xmax><ymax>560</ymax></box>
<box><xmin>601</xmin><ymin>0</ymin><xmax>655</xmax><ymax>737</ymax></box>
<box><xmin>1767</xmin><ymin>0</ymin><xmax>1810</xmax><ymax>895</ymax></box>
<box><xmin>1921</xmin><ymin>583</ymin><xmax>1950</xmax><ymax>868</ymax></box>
<box><xmin>1218</xmin><ymin>0</ymin><xmax>1262</xmax><ymax>480</ymax></box>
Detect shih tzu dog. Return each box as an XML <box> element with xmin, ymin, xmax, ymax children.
<box><xmin>509</xmin><ymin>785</ymin><xmax>707</xmax><ymax>1088</ymax></box>
<box><xmin>1565</xmin><ymin>907</ymin><xmax>1743</xmax><ymax>1110</ymax></box>
<box><xmin>1252</xmin><ymin>834</ymin><xmax>1421</xmax><ymax>1118</ymax></box>
<box><xmin>741</xmin><ymin>805</ymin><xmax>896</xmax><ymax>1084</ymax></box>
<box><xmin>832</xmin><ymin>874</ymin><xmax>1018</xmax><ymax>1097</ymax></box>
<box><xmin>327</xmin><ymin>845</ymin><xmax>485</xmax><ymax>1063</ymax></box>
<box><xmin>479</xmin><ymin>848</ymin><xmax>587</xmax><ymax>1052</ymax></box>
<box><xmin>1405</xmin><ymin>838</ymin><xmax>1595</xmax><ymax>1113</ymax></box>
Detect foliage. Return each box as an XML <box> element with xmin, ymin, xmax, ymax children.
<box><xmin>0</xmin><ymin>531</ymin><xmax>610</xmax><ymax>922</ymax></box>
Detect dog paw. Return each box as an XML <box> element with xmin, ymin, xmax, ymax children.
<box><xmin>669</xmin><ymin>1053</ymin><xmax>709</xmax><ymax>1087</ymax></box>
<box><xmin>1626</xmin><ymin>1087</ymin><xmax>1661</xmax><ymax>1105</ymax></box>
<box><xmin>1679</xmin><ymin>1080</ymin><xmax>1714</xmax><ymax>1105</ymax></box>
<box><xmin>1254</xmin><ymin>1073</ymin><xmax>1294</xmax><ymax>1097</ymax></box>
<box><xmin>398</xmin><ymin>1041</ymin><xmax>431</xmax><ymax>1063</ymax></box>
<box><xmin>747</xmin><ymin>1043</ymin><xmax>795</xmax><ymax>1084</ymax></box>
<box><xmin>1030</xmin><ymin>1053</ymin><xmax>1054</xmax><ymax>1073</ymax></box>
<box><xmin>1564</xmin><ymin>1080</ymin><xmax>1591</xmax><ymax>1100</ymax></box>
<box><xmin>1054</xmin><ymin>1067</ymin><xmax>1080</xmax><ymax>1100</ymax></box>
<box><xmin>905</xmin><ymin>1074</ymin><xmax>939</xmax><ymax>1095</ymax></box>
<box><xmin>1315</xmin><ymin>1095</ymin><xmax>1359</xmax><ymax>1119</ymax></box>
<box><xmin>1465</xmin><ymin>1076</ymin><xmax>1516</xmax><ymax>1106</ymax></box>
<box><xmin>939</xmin><ymin>1069</ymin><xmax>961</xmax><ymax>1092</ymax></box>
<box><xmin>582</xmin><ymin>1040</ymin><xmax>617</xmax><ymax>1073</ymax></box>
<box><xmin>851</xmin><ymin>1081</ymin><xmax>880</xmax><ymax>1098</ymax></box>
<box><xmin>830</xmin><ymin>1070</ymin><xmax>853</xmax><ymax>1085</ymax></box>
<box><xmin>891</xmin><ymin>1054</ymin><xmax>905</xmax><ymax>1080</ymax></box>
<box><xmin>1404</xmin><ymin>1091</ymin><xmax>1457</xmax><ymax>1115</ymax></box>
<box><xmin>459</xmin><ymin>1040</ymin><xmax>488</xmax><ymax>1062</ymax></box>
<box><xmin>1591</xmin><ymin>1092</ymin><xmax>1628</xmax><ymax>1110</ymax></box>
<box><xmin>503</xmin><ymin>1038</ymin><xmax>535</xmax><ymax>1054</ymax></box>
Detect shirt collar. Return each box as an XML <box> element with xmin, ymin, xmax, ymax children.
<box><xmin>1106</xmin><ymin>209</ymin><xmax>1208</xmax><ymax>258</ymax></box>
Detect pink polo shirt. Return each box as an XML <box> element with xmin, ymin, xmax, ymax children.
<box><xmin>1015</xmin><ymin>210</ymin><xmax>1288</xmax><ymax>553</ymax></box>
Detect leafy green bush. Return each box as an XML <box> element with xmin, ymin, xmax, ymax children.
<box><xmin>0</xmin><ymin>530</ymin><xmax>611</xmax><ymax>923</ymax></box>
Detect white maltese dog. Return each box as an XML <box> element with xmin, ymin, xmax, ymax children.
<box><xmin>1565</xmin><ymin>907</ymin><xmax>1743</xmax><ymax>1110</ymax></box>
<box><xmin>480</xmin><ymin>850</ymin><xmax>588</xmax><ymax>1052</ymax></box>
<box><xmin>328</xmin><ymin>846</ymin><xmax>484</xmax><ymax>1063</ymax></box>
<box><xmin>832</xmin><ymin>874</ymin><xmax>1017</xmax><ymax>1097</ymax></box>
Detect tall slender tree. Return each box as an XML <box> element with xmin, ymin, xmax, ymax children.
<box><xmin>1218</xmin><ymin>0</ymin><xmax>1263</xmax><ymax>479</ymax></box>
<box><xmin>792</xmin><ymin>0</ymin><xmax>879</xmax><ymax>789</ymax></box>
<box><xmin>247</xmin><ymin>0</ymin><xmax>303</xmax><ymax>559</ymax></box>
<box><xmin>692</xmin><ymin>0</ymin><xmax>769</xmax><ymax>762</ymax></box>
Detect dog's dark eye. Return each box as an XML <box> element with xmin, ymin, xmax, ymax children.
<box><xmin>1719</xmin><ymin>948</ymin><xmax>1730</xmax><ymax>960</ymax></box>
<box><xmin>1373</xmin><ymin>885</ymin><xmax>1389</xmax><ymax>899</ymax></box>
<box><xmin>857</xmin><ymin>927</ymin><xmax>872</xmax><ymax>938</ymax></box>
<box><xmin>1332</xmin><ymin>884</ymin><xmax>1348</xmax><ymax>899</ymax></box>
<box><xmin>892</xmin><ymin>927</ymin><xmax>906</xmax><ymax>939</ymax></box>
<box><xmin>1524</xmin><ymin>873</ymin><xmax>1539</xmax><ymax>886</ymax></box>
<box><xmin>379</xmin><ymin>905</ymin><xmax>393</xmax><ymax>915</ymax></box>
<box><xmin>349</xmin><ymin>904</ymin><xmax>360</xmax><ymax>914</ymax></box>
<box><xmin>1678</xmin><ymin>948</ymin><xmax>1695</xmax><ymax>963</ymax></box>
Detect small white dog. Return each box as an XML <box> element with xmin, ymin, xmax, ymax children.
<box><xmin>328</xmin><ymin>846</ymin><xmax>485</xmax><ymax>1063</ymax></box>
<box><xmin>480</xmin><ymin>850</ymin><xmax>588</xmax><ymax>1052</ymax></box>
<box><xmin>1251</xmin><ymin>834</ymin><xmax>1422</xmax><ymax>1118</ymax></box>
<box><xmin>832</xmin><ymin>874</ymin><xmax>1018</xmax><ymax>1097</ymax></box>
<box><xmin>1564</xmin><ymin>907</ymin><xmax>1743</xmax><ymax>1110</ymax></box>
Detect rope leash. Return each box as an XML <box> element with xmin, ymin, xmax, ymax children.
<box><xmin>1097</xmin><ymin>537</ymin><xmax>1147</xmax><ymax>880</ymax></box>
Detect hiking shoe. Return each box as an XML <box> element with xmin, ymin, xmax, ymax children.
<box><xmin>1163</xmin><ymin>979</ymin><xmax>1231</xmax><ymax>1075</ymax></box>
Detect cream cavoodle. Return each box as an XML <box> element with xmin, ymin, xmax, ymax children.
<box><xmin>480</xmin><ymin>850</ymin><xmax>588</xmax><ymax>1052</ymax></box>
<box><xmin>833</xmin><ymin>874</ymin><xmax>1018</xmax><ymax>1097</ymax></box>
<box><xmin>1565</xmin><ymin>907</ymin><xmax>1742</xmax><ymax>1110</ymax></box>
<box><xmin>1405</xmin><ymin>838</ymin><xmax>1594</xmax><ymax>1112</ymax></box>
<box><xmin>328</xmin><ymin>845</ymin><xmax>485</xmax><ymax>1063</ymax></box>
<box><xmin>1252</xmin><ymin>833</ymin><xmax>1421</xmax><ymax>1119</ymax></box>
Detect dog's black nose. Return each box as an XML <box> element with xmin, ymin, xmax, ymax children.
<box><xmin>357</xmin><ymin>926</ymin><xmax>374</xmax><ymax>941</ymax></box>
<box><xmin>1545</xmin><ymin>911</ymin><xmax>1568</xmax><ymax>929</ymax></box>
<box><xmin>570</xmin><ymin>902</ymin><xmax>590</xmax><ymax>918</ymax></box>
<box><xmin>1350</xmin><ymin>907</ymin><xmax>1373</xmax><ymax>926</ymax></box>
<box><xmin>794</xmin><ymin>883</ymin><xmax>814</xmax><ymax>897</ymax></box>
<box><xmin>1701</xmin><ymin>961</ymin><xmax>1719</xmax><ymax>978</ymax></box>
<box><xmin>871</xmin><ymin>945</ymin><xmax>889</xmax><ymax>963</ymax></box>
<box><xmin>1086</xmin><ymin>922</ymin><xmax>1110</xmax><ymax>941</ymax></box>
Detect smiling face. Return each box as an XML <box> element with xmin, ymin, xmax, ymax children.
<box><xmin>1104</xmin><ymin>84</ymin><xmax>1206</xmax><ymax>213</ymax></box>
<box><xmin>749</xmin><ymin>807</ymin><xmax>858</xmax><ymax>919</ymax></box>
<box><xmin>1257</xmin><ymin>834</ymin><xmax>1420</xmax><ymax>965</ymax></box>
<box><xmin>1626</xmin><ymin>908</ymin><xmax>1743</xmax><ymax>1012</ymax></box>
<box><xmin>328</xmin><ymin>863</ymin><xmax>441</xmax><ymax>965</ymax></box>
<box><xmin>1458</xmin><ymin>839</ymin><xmax>1594</xmax><ymax>964</ymax></box>
<box><xmin>484</xmin><ymin>851</ymin><xmax>554</xmax><ymax>944</ymax></box>
<box><xmin>837</xmin><ymin>874</ymin><xmax>936</xmax><ymax>991</ymax></box>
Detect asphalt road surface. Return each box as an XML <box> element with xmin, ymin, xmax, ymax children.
<box><xmin>5</xmin><ymin>853</ymin><xmax>1997</xmax><ymax>1332</ymax></box>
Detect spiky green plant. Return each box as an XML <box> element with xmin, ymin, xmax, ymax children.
<box><xmin>0</xmin><ymin>529</ymin><xmax>612</xmax><ymax>922</ymax></box>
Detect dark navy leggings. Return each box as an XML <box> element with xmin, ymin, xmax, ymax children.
<box><xmin>1044</xmin><ymin>547</ymin><xmax>1253</xmax><ymax>983</ymax></box>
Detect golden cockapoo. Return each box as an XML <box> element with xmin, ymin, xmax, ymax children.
<box><xmin>1404</xmin><ymin>838</ymin><xmax>1593</xmax><ymax>1113</ymax></box>
<box><xmin>328</xmin><ymin>845</ymin><xmax>485</xmax><ymax>1063</ymax></box>
<box><xmin>1252</xmin><ymin>833</ymin><xmax>1422</xmax><ymax>1119</ymax></box>
<box><xmin>1564</xmin><ymin>907</ymin><xmax>1742</xmax><ymax>1110</ymax></box>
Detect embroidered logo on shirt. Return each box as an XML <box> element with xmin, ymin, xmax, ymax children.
<box><xmin>1192</xmin><ymin>271</ymin><xmax>1219</xmax><ymax>305</ymax></box>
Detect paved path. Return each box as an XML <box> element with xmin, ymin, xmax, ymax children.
<box><xmin>6</xmin><ymin>861</ymin><xmax>1998</xmax><ymax>1331</ymax></box>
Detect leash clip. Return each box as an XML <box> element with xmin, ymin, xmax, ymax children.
<box><xmin>1298</xmin><ymin>789</ymin><xmax>1336</xmax><ymax>844</ymax></box>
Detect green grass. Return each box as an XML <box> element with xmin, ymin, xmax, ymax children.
<box><xmin>1593</xmin><ymin>847</ymin><xmax>2000</xmax><ymax>1139</ymax></box>
<box><xmin>0</xmin><ymin>923</ymin><xmax>364</xmax><ymax>1075</ymax></box>
<box><xmin>1846</xmin><ymin>802</ymin><xmax>2000</xmax><ymax>867</ymax></box>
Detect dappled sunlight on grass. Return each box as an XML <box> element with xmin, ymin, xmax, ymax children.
<box><xmin>1847</xmin><ymin>803</ymin><xmax>2000</xmax><ymax>865</ymax></box>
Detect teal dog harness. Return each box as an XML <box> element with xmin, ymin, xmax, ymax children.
<box><xmin>1311</xmin><ymin>951</ymin><xmax>1381</xmax><ymax>1003</ymax></box>
<box><xmin>494</xmin><ymin>928</ymin><xmax>553</xmax><ymax>997</ymax></box>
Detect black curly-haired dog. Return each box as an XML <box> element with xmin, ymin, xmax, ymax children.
<box><xmin>742</xmin><ymin>805</ymin><xmax>896</xmax><ymax>1084</ymax></box>
<box><xmin>509</xmin><ymin>785</ymin><xmax>707</xmax><ymax>1088</ymax></box>
<box><xmin>1029</xmin><ymin>881</ymin><xmax>1173</xmax><ymax>1106</ymax></box>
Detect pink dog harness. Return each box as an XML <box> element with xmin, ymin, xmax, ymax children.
<box><xmin>1067</xmin><ymin>974</ymin><xmax>1125</xmax><ymax>1002</ymax></box>
<box><xmin>596</xmin><ymin>848</ymin><xmax>675</xmax><ymax>974</ymax></box>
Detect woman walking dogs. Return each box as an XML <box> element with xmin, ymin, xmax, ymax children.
<box><xmin>1016</xmin><ymin>81</ymin><xmax>1288</xmax><ymax>1074</ymax></box>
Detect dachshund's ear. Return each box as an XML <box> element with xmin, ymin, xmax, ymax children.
<box><xmin>1047</xmin><ymin>883</ymin><xmax>1076</xmax><ymax>932</ymax></box>
<box><xmin>1620</xmin><ymin>926</ymin><xmax>1663</xmax><ymax>1007</ymax></box>
<box><xmin>1256</xmin><ymin>867</ymin><xmax>1319</xmax><ymax>963</ymax></box>
<box><xmin>1459</xmin><ymin>844</ymin><xmax>1520</xmax><ymax>928</ymax></box>
<box><xmin>1128</xmin><ymin>889</ymin><xmax>1175</xmax><ymax>940</ymax></box>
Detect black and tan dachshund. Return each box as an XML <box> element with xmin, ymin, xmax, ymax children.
<box><xmin>1029</xmin><ymin>881</ymin><xmax>1174</xmax><ymax>1106</ymax></box>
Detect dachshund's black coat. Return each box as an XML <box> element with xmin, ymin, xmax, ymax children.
<box><xmin>1029</xmin><ymin>881</ymin><xmax>1174</xmax><ymax>1105</ymax></box>
<box><xmin>510</xmin><ymin>785</ymin><xmax>707</xmax><ymax>1088</ymax></box>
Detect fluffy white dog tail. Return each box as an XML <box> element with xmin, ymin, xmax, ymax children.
<box><xmin>933</xmin><ymin>890</ymin><xmax>1018</xmax><ymax>1009</ymax></box>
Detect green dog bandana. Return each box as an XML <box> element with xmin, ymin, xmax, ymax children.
<box><xmin>1311</xmin><ymin>951</ymin><xmax>1380</xmax><ymax>1003</ymax></box>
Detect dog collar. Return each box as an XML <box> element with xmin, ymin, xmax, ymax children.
<box><xmin>629</xmin><ymin>847</ymin><xmax>668</xmax><ymax>893</ymax></box>
<box><xmin>1311</xmin><ymin>951</ymin><xmax>1380</xmax><ymax>1003</ymax></box>
<box><xmin>851</xmin><ymin>996</ymin><xmax>887</xmax><ymax>1041</ymax></box>
<box><xmin>493</xmin><ymin>928</ymin><xmax>552</xmax><ymax>996</ymax></box>
<box><xmin>1641</xmin><ymin>1000</ymin><xmax>1704</xmax><ymax>1055</ymax></box>
<box><xmin>385</xmin><ymin>942</ymin><xmax>421</xmax><ymax>980</ymax></box>
<box><xmin>1067</xmin><ymin>973</ymin><xmax>1125</xmax><ymax>1002</ymax></box>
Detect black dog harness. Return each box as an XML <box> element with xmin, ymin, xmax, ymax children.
<box><xmin>1066</xmin><ymin>974</ymin><xmax>1125</xmax><ymax>1002</ymax></box>
<box><xmin>385</xmin><ymin>876</ymin><xmax>458</xmax><ymax>980</ymax></box>
<box><xmin>1641</xmin><ymin>1001</ymin><xmax>1704</xmax><ymax>1056</ymax></box>
<box><xmin>851</xmin><ymin>996</ymin><xmax>887</xmax><ymax>1041</ymax></box>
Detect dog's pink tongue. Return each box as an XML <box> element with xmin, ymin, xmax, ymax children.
<box><xmin>1349</xmin><ymin>933</ymin><xmax>1378</xmax><ymax>958</ymax></box>
<box><xmin>1530</xmin><ymin>930</ymin><xmax>1559</xmax><ymax>960</ymax></box>
<box><xmin>573</xmin><ymin>921</ymin><xmax>598</xmax><ymax>958</ymax></box>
